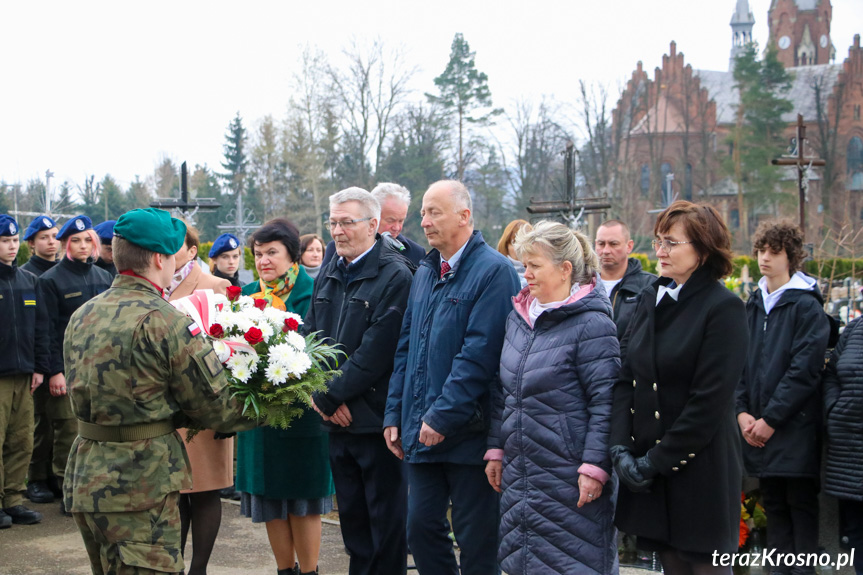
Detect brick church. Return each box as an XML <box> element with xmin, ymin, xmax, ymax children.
<box><xmin>611</xmin><ymin>0</ymin><xmax>863</xmax><ymax>248</ymax></box>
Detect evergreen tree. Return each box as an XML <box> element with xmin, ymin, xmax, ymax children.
<box><xmin>0</xmin><ymin>181</ymin><xmax>11</xmax><ymax>214</ymax></box>
<box><xmin>427</xmin><ymin>33</ymin><xmax>501</xmax><ymax>180</ymax></box>
<box><xmin>221</xmin><ymin>112</ymin><xmax>249</xmax><ymax>198</ymax></box>
<box><xmin>125</xmin><ymin>177</ymin><xmax>152</xmax><ymax>210</ymax></box>
<box><xmin>77</xmin><ymin>175</ymin><xmax>102</xmax><ymax>221</ymax></box>
<box><xmin>190</xmin><ymin>165</ymin><xmax>224</xmax><ymax>242</ymax></box>
<box><xmin>53</xmin><ymin>181</ymin><xmax>77</xmax><ymax>215</ymax></box>
<box><xmin>727</xmin><ymin>43</ymin><xmax>793</xmax><ymax>242</ymax></box>
<box><xmin>154</xmin><ymin>157</ymin><xmax>179</xmax><ymax>198</ymax></box>
<box><xmin>98</xmin><ymin>175</ymin><xmax>126</xmax><ymax>221</ymax></box>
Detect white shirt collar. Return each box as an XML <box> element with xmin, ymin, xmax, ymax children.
<box><xmin>656</xmin><ymin>282</ymin><xmax>683</xmax><ymax>305</ymax></box>
<box><xmin>441</xmin><ymin>238</ymin><xmax>469</xmax><ymax>272</ymax></box>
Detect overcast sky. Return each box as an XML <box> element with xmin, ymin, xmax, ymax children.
<box><xmin>2</xmin><ymin>0</ymin><xmax>861</xmax><ymax>193</ymax></box>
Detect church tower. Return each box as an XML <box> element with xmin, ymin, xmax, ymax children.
<box><xmin>730</xmin><ymin>0</ymin><xmax>756</xmax><ymax>70</ymax></box>
<box><xmin>768</xmin><ymin>0</ymin><xmax>835</xmax><ymax>67</ymax></box>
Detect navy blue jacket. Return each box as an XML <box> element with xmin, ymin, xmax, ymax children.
<box><xmin>384</xmin><ymin>231</ymin><xmax>520</xmax><ymax>464</ymax></box>
<box><xmin>736</xmin><ymin>280</ymin><xmax>829</xmax><ymax>479</ymax></box>
<box><xmin>21</xmin><ymin>255</ymin><xmax>57</xmax><ymax>277</ymax></box>
<box><xmin>0</xmin><ymin>262</ymin><xmax>50</xmax><ymax>377</ymax></box>
<box><xmin>491</xmin><ymin>284</ymin><xmax>620</xmax><ymax>574</ymax></box>
<box><xmin>38</xmin><ymin>257</ymin><xmax>113</xmax><ymax>375</ymax></box>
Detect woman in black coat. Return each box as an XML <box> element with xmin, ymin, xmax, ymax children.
<box><xmin>610</xmin><ymin>201</ymin><xmax>749</xmax><ymax>575</ymax></box>
<box><xmin>823</xmin><ymin>318</ymin><xmax>863</xmax><ymax>575</ymax></box>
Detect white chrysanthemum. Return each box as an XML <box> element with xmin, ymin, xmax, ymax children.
<box><xmin>212</xmin><ymin>293</ymin><xmax>230</xmax><ymax>308</ymax></box>
<box><xmin>244</xmin><ymin>307</ymin><xmax>265</xmax><ymax>324</ymax></box>
<box><xmin>284</xmin><ymin>351</ymin><xmax>312</xmax><ymax>378</ymax></box>
<box><xmin>234</xmin><ymin>316</ymin><xmax>255</xmax><ymax>333</ymax></box>
<box><xmin>236</xmin><ymin>295</ymin><xmax>255</xmax><ymax>309</ymax></box>
<box><xmin>258</xmin><ymin>322</ymin><xmax>274</xmax><ymax>340</ymax></box>
<box><xmin>230</xmin><ymin>363</ymin><xmax>252</xmax><ymax>383</ymax></box>
<box><xmin>285</xmin><ymin>331</ymin><xmax>306</xmax><ymax>351</ymax></box>
<box><xmin>269</xmin><ymin>343</ymin><xmax>298</xmax><ymax>365</ymax></box>
<box><xmin>227</xmin><ymin>351</ymin><xmax>256</xmax><ymax>371</ymax></box>
<box><xmin>264</xmin><ymin>306</ymin><xmax>288</xmax><ymax>325</ymax></box>
<box><xmin>265</xmin><ymin>363</ymin><xmax>288</xmax><ymax>386</ymax></box>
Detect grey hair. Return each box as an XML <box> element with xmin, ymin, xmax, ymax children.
<box><xmin>329</xmin><ymin>187</ymin><xmax>381</xmax><ymax>221</ymax></box>
<box><xmin>371</xmin><ymin>182</ymin><xmax>411</xmax><ymax>206</ymax></box>
<box><xmin>431</xmin><ymin>179</ymin><xmax>473</xmax><ymax>224</ymax></box>
<box><xmin>513</xmin><ymin>220</ymin><xmax>599</xmax><ymax>286</ymax></box>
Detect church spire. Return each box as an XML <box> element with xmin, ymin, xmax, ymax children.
<box><xmin>730</xmin><ymin>0</ymin><xmax>756</xmax><ymax>70</ymax></box>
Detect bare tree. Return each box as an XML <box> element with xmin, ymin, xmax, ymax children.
<box><xmin>327</xmin><ymin>38</ymin><xmax>415</xmax><ymax>185</ymax></box>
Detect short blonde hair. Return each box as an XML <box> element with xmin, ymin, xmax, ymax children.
<box><xmin>513</xmin><ymin>220</ymin><xmax>599</xmax><ymax>286</ymax></box>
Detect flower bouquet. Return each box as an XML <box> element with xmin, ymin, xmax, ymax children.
<box><xmin>172</xmin><ymin>286</ymin><xmax>345</xmax><ymax>433</ymax></box>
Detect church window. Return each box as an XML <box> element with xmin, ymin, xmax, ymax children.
<box><xmin>661</xmin><ymin>162</ymin><xmax>673</xmax><ymax>203</ymax></box>
<box><xmin>848</xmin><ymin>137</ymin><xmax>863</xmax><ymax>191</ymax></box>
<box><xmin>854</xmin><ymin>105</ymin><xmax>861</xmax><ymax>121</ymax></box>
<box><xmin>640</xmin><ymin>164</ymin><xmax>650</xmax><ymax>197</ymax></box>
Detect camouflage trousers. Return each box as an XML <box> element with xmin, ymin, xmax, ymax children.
<box><xmin>0</xmin><ymin>374</ymin><xmax>34</xmax><ymax>508</ymax></box>
<box><xmin>73</xmin><ymin>492</ymin><xmax>185</xmax><ymax>575</ymax></box>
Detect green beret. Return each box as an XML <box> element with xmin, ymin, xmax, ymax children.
<box><xmin>114</xmin><ymin>209</ymin><xmax>187</xmax><ymax>255</ymax></box>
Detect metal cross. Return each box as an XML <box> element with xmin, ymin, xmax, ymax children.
<box><xmin>771</xmin><ymin>114</ymin><xmax>826</xmax><ymax>235</ymax></box>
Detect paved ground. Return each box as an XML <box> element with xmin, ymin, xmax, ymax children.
<box><xmin>0</xmin><ymin>498</ymin><xmax>656</xmax><ymax>575</ymax></box>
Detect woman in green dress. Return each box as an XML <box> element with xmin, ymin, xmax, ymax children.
<box><xmin>236</xmin><ymin>218</ymin><xmax>334</xmax><ymax>575</ymax></box>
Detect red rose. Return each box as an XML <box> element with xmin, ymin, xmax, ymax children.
<box><xmin>209</xmin><ymin>323</ymin><xmax>224</xmax><ymax>338</ymax></box>
<box><xmin>244</xmin><ymin>327</ymin><xmax>264</xmax><ymax>345</ymax></box>
<box><xmin>254</xmin><ymin>298</ymin><xmax>267</xmax><ymax>311</ymax></box>
<box><xmin>284</xmin><ymin>317</ymin><xmax>299</xmax><ymax>332</ymax></box>
<box><xmin>226</xmin><ymin>286</ymin><xmax>242</xmax><ymax>301</ymax></box>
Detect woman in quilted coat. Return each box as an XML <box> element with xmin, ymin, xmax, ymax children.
<box><xmin>486</xmin><ymin>220</ymin><xmax>620</xmax><ymax>575</ymax></box>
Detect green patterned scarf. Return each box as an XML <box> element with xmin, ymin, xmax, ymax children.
<box><xmin>257</xmin><ymin>262</ymin><xmax>300</xmax><ymax>307</ymax></box>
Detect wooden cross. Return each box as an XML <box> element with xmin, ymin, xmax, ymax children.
<box><xmin>150</xmin><ymin>162</ymin><xmax>221</xmax><ymax>226</ymax></box>
<box><xmin>771</xmin><ymin>114</ymin><xmax>826</xmax><ymax>234</ymax></box>
<box><xmin>526</xmin><ymin>141</ymin><xmax>610</xmax><ymax>226</ymax></box>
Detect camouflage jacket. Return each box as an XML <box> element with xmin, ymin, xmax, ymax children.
<box><xmin>63</xmin><ymin>274</ymin><xmax>253</xmax><ymax>513</ymax></box>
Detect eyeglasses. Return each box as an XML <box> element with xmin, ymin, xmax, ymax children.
<box><xmin>651</xmin><ymin>239</ymin><xmax>692</xmax><ymax>252</ymax></box>
<box><xmin>324</xmin><ymin>217</ymin><xmax>372</xmax><ymax>231</ymax></box>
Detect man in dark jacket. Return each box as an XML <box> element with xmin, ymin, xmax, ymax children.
<box><xmin>736</xmin><ymin>220</ymin><xmax>829</xmax><ymax>574</ymax></box>
<box><xmin>20</xmin><ymin>215</ymin><xmax>60</xmax><ymax>503</ymax></box>
<box><xmin>0</xmin><ymin>215</ymin><xmax>49</xmax><ymax>528</ymax></box>
<box><xmin>384</xmin><ymin>180</ymin><xmax>520</xmax><ymax>575</ymax></box>
<box><xmin>306</xmin><ymin>187</ymin><xmax>413</xmax><ymax>575</ymax></box>
<box><xmin>595</xmin><ymin>219</ymin><xmax>654</xmax><ymax>340</ymax></box>
<box><xmin>322</xmin><ymin>182</ymin><xmax>426</xmax><ymax>268</ymax></box>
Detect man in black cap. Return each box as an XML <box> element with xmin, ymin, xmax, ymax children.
<box><xmin>0</xmin><ymin>215</ymin><xmax>49</xmax><ymax>528</ymax></box>
<box><xmin>20</xmin><ymin>215</ymin><xmax>61</xmax><ymax>504</ymax></box>
<box><xmin>93</xmin><ymin>220</ymin><xmax>117</xmax><ymax>278</ymax></box>
<box><xmin>37</xmin><ymin>215</ymin><xmax>112</xmax><ymax>516</ymax></box>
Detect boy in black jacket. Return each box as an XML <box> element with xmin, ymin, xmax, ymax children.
<box><xmin>736</xmin><ymin>220</ymin><xmax>829</xmax><ymax>574</ymax></box>
<box><xmin>0</xmin><ymin>215</ymin><xmax>49</xmax><ymax>528</ymax></box>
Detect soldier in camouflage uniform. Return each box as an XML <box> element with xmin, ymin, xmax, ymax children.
<box><xmin>63</xmin><ymin>208</ymin><xmax>255</xmax><ymax>575</ymax></box>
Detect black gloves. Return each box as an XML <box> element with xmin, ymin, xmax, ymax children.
<box><xmin>610</xmin><ymin>445</ymin><xmax>658</xmax><ymax>493</ymax></box>
<box><xmin>213</xmin><ymin>431</ymin><xmax>236</xmax><ymax>440</ymax></box>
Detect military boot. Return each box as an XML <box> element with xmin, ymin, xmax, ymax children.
<box><xmin>3</xmin><ymin>505</ymin><xmax>43</xmax><ymax>525</ymax></box>
<box><xmin>26</xmin><ymin>481</ymin><xmax>54</xmax><ymax>504</ymax></box>
<box><xmin>0</xmin><ymin>509</ymin><xmax>11</xmax><ymax>529</ymax></box>
<box><xmin>277</xmin><ymin>563</ymin><xmax>298</xmax><ymax>575</ymax></box>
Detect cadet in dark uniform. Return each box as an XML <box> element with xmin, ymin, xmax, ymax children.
<box><xmin>0</xmin><ymin>215</ymin><xmax>49</xmax><ymax>528</ymax></box>
<box><xmin>64</xmin><ymin>208</ymin><xmax>256</xmax><ymax>575</ymax></box>
<box><xmin>21</xmin><ymin>215</ymin><xmax>61</xmax><ymax>504</ymax></box>
<box><xmin>93</xmin><ymin>220</ymin><xmax>117</xmax><ymax>278</ymax></box>
<box><xmin>37</xmin><ymin>215</ymin><xmax>112</xmax><ymax>516</ymax></box>
<box><xmin>207</xmin><ymin>233</ymin><xmax>243</xmax><ymax>287</ymax></box>
<box><xmin>22</xmin><ymin>215</ymin><xmax>59</xmax><ymax>276</ymax></box>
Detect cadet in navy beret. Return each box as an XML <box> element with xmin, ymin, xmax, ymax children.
<box><xmin>0</xmin><ymin>213</ymin><xmax>49</xmax><ymax>527</ymax></box>
<box><xmin>0</xmin><ymin>215</ymin><xmax>18</xmax><ymax>237</ymax></box>
<box><xmin>56</xmin><ymin>216</ymin><xmax>93</xmax><ymax>242</ymax></box>
<box><xmin>23</xmin><ymin>215</ymin><xmax>56</xmax><ymax>242</ymax></box>
<box><xmin>37</xmin><ymin>214</ymin><xmax>112</xmax><ymax>517</ymax></box>
<box><xmin>208</xmin><ymin>234</ymin><xmax>243</xmax><ymax>287</ymax></box>
<box><xmin>93</xmin><ymin>221</ymin><xmax>118</xmax><ymax>278</ymax></box>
